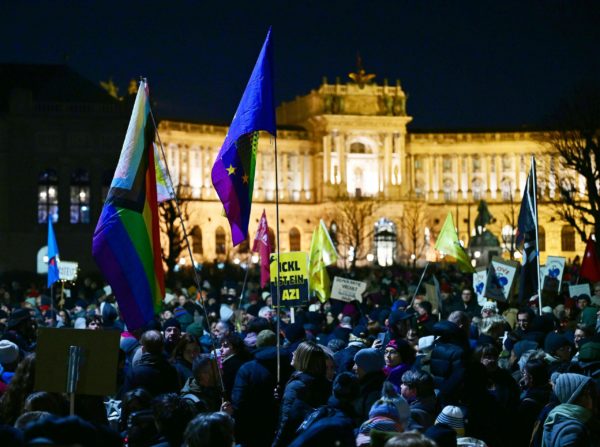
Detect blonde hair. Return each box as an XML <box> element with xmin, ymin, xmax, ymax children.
<box><xmin>291</xmin><ymin>341</ymin><xmax>327</xmax><ymax>377</ymax></box>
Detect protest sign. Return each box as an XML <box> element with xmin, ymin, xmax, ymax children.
<box><xmin>568</xmin><ymin>283</ymin><xmax>592</xmax><ymax>300</ymax></box>
<box><xmin>58</xmin><ymin>261</ymin><xmax>79</xmax><ymax>281</ymax></box>
<box><xmin>484</xmin><ymin>257</ymin><xmax>519</xmax><ymax>302</ymax></box>
<box><xmin>35</xmin><ymin>328</ymin><xmax>120</xmax><ymax>396</ymax></box>
<box><xmin>270</xmin><ymin>252</ymin><xmax>309</xmax><ymax>307</ymax></box>
<box><xmin>542</xmin><ymin>256</ymin><xmax>565</xmax><ymax>293</ymax></box>
<box><xmin>473</xmin><ymin>268</ymin><xmax>488</xmax><ymax>306</ymax></box>
<box><xmin>331</xmin><ymin>277</ymin><xmax>366</xmax><ymax>303</ymax></box>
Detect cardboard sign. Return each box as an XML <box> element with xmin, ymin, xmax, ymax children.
<box><xmin>35</xmin><ymin>328</ymin><xmax>120</xmax><ymax>396</ymax></box>
<box><xmin>473</xmin><ymin>268</ymin><xmax>488</xmax><ymax>306</ymax></box>
<box><xmin>569</xmin><ymin>283</ymin><xmax>592</xmax><ymax>300</ymax></box>
<box><xmin>58</xmin><ymin>261</ymin><xmax>79</xmax><ymax>281</ymax></box>
<box><xmin>331</xmin><ymin>277</ymin><xmax>367</xmax><ymax>303</ymax></box>
<box><xmin>270</xmin><ymin>252</ymin><xmax>309</xmax><ymax>307</ymax></box>
<box><xmin>484</xmin><ymin>257</ymin><xmax>519</xmax><ymax>302</ymax></box>
<box><xmin>542</xmin><ymin>256</ymin><xmax>566</xmax><ymax>293</ymax></box>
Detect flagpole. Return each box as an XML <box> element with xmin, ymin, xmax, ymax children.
<box><xmin>149</xmin><ymin>100</ymin><xmax>226</xmax><ymax>398</ymax></box>
<box><xmin>238</xmin><ymin>254</ymin><xmax>252</xmax><ymax>307</ymax></box>
<box><xmin>531</xmin><ymin>156</ymin><xmax>543</xmax><ymax>315</ymax></box>
<box><xmin>273</xmin><ymin>135</ymin><xmax>283</xmax><ymax>387</ymax></box>
<box><xmin>409</xmin><ymin>262</ymin><xmax>429</xmax><ymax>308</ymax></box>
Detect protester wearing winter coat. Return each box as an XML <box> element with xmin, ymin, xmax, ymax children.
<box><xmin>272</xmin><ymin>341</ymin><xmax>331</xmax><ymax>447</ymax></box>
<box><xmin>122</xmin><ymin>330</ymin><xmax>179</xmax><ymax>397</ymax></box>
<box><xmin>232</xmin><ymin>330</ymin><xmax>281</xmax><ymax>447</ymax></box>
<box><xmin>542</xmin><ymin>373</ymin><xmax>600</xmax><ymax>447</ymax></box>
<box><xmin>352</xmin><ymin>348</ymin><xmax>386</xmax><ymax>424</ymax></box>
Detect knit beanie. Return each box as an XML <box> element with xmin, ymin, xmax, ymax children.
<box><xmin>512</xmin><ymin>340</ymin><xmax>538</xmax><ymax>359</ymax></box>
<box><xmin>0</xmin><ymin>340</ymin><xmax>19</xmax><ymax>365</ymax></box>
<box><xmin>544</xmin><ymin>332</ymin><xmax>570</xmax><ymax>355</ymax></box>
<box><xmin>256</xmin><ymin>329</ymin><xmax>277</xmax><ymax>348</ymax></box>
<box><xmin>553</xmin><ymin>373</ymin><xmax>593</xmax><ymax>404</ymax></box>
<box><xmin>185</xmin><ymin>322</ymin><xmax>203</xmax><ymax>339</ymax></box>
<box><xmin>162</xmin><ymin>318</ymin><xmax>181</xmax><ymax>331</ymax></box>
<box><xmin>435</xmin><ymin>406</ymin><xmax>465</xmax><ymax>437</ymax></box>
<box><xmin>332</xmin><ymin>371</ymin><xmax>360</xmax><ymax>401</ymax></box>
<box><xmin>579</xmin><ymin>341</ymin><xmax>600</xmax><ymax>363</ymax></box>
<box><xmin>354</xmin><ymin>348</ymin><xmax>385</xmax><ymax>374</ymax></box>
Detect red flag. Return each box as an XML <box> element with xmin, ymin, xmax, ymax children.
<box><xmin>252</xmin><ymin>210</ymin><xmax>271</xmax><ymax>288</ymax></box>
<box><xmin>580</xmin><ymin>237</ymin><xmax>600</xmax><ymax>282</ymax></box>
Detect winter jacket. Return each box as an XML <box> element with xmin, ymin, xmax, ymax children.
<box><xmin>232</xmin><ymin>346</ymin><xmax>280</xmax><ymax>447</ymax></box>
<box><xmin>122</xmin><ymin>352</ymin><xmax>179</xmax><ymax>397</ymax></box>
<box><xmin>515</xmin><ymin>386</ymin><xmax>552</xmax><ymax>447</ymax></box>
<box><xmin>272</xmin><ymin>371</ymin><xmax>331</xmax><ymax>447</ymax></box>
<box><xmin>542</xmin><ymin>403</ymin><xmax>600</xmax><ymax>447</ymax></box>
<box><xmin>334</xmin><ymin>342</ymin><xmax>366</xmax><ymax>374</ymax></box>
<box><xmin>429</xmin><ymin>321</ymin><xmax>469</xmax><ymax>403</ymax></box>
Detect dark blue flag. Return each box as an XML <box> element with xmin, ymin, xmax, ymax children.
<box><xmin>47</xmin><ymin>217</ymin><xmax>60</xmax><ymax>287</ymax></box>
<box><xmin>517</xmin><ymin>166</ymin><xmax>538</xmax><ymax>304</ymax></box>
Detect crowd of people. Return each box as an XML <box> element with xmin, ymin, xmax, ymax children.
<box><xmin>0</xmin><ymin>267</ymin><xmax>599</xmax><ymax>447</ymax></box>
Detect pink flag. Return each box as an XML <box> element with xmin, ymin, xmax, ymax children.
<box><xmin>252</xmin><ymin>210</ymin><xmax>271</xmax><ymax>288</ymax></box>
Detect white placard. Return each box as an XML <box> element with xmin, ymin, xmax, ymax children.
<box><xmin>484</xmin><ymin>257</ymin><xmax>519</xmax><ymax>302</ymax></box>
<box><xmin>542</xmin><ymin>256</ymin><xmax>566</xmax><ymax>292</ymax></box>
<box><xmin>58</xmin><ymin>261</ymin><xmax>78</xmax><ymax>281</ymax></box>
<box><xmin>569</xmin><ymin>284</ymin><xmax>592</xmax><ymax>299</ymax></box>
<box><xmin>331</xmin><ymin>277</ymin><xmax>367</xmax><ymax>303</ymax></box>
<box><xmin>103</xmin><ymin>285</ymin><xmax>112</xmax><ymax>296</ymax></box>
<box><xmin>473</xmin><ymin>269</ymin><xmax>488</xmax><ymax>306</ymax></box>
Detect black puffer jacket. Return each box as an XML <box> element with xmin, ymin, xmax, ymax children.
<box><xmin>271</xmin><ymin>371</ymin><xmax>331</xmax><ymax>447</ymax></box>
<box><xmin>429</xmin><ymin>320</ymin><xmax>469</xmax><ymax>405</ymax></box>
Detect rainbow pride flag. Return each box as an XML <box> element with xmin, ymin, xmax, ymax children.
<box><xmin>92</xmin><ymin>80</ymin><xmax>165</xmax><ymax>330</ymax></box>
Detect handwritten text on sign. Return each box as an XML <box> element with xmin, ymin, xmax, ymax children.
<box><xmin>331</xmin><ymin>277</ymin><xmax>366</xmax><ymax>302</ymax></box>
<box><xmin>269</xmin><ymin>252</ymin><xmax>309</xmax><ymax>307</ymax></box>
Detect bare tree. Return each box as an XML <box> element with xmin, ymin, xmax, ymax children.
<box><xmin>397</xmin><ymin>201</ymin><xmax>435</xmax><ymax>268</ymax></box>
<box><xmin>328</xmin><ymin>195</ymin><xmax>380</xmax><ymax>271</ymax></box>
<box><xmin>160</xmin><ymin>184</ymin><xmax>192</xmax><ymax>284</ymax></box>
<box><xmin>543</xmin><ymin>82</ymin><xmax>600</xmax><ymax>255</ymax></box>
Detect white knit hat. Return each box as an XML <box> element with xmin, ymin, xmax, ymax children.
<box><xmin>436</xmin><ymin>405</ymin><xmax>465</xmax><ymax>436</ymax></box>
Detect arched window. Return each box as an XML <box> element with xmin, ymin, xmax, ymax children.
<box><xmin>191</xmin><ymin>226</ymin><xmax>203</xmax><ymax>254</ymax></box>
<box><xmin>374</xmin><ymin>218</ymin><xmax>397</xmax><ymax>267</ymax></box>
<box><xmin>38</xmin><ymin>169</ymin><xmax>59</xmax><ymax>223</ymax></box>
<box><xmin>349</xmin><ymin>142</ymin><xmax>366</xmax><ymax>153</ymax></box>
<box><xmin>215</xmin><ymin>226</ymin><xmax>226</xmax><ymax>255</ymax></box>
<box><xmin>70</xmin><ymin>169</ymin><xmax>90</xmax><ymax>224</ymax></box>
<box><xmin>538</xmin><ymin>226</ymin><xmax>545</xmax><ymax>252</ymax></box>
<box><xmin>289</xmin><ymin>227</ymin><xmax>301</xmax><ymax>251</ymax></box>
<box><xmin>561</xmin><ymin>226</ymin><xmax>575</xmax><ymax>252</ymax></box>
<box><xmin>268</xmin><ymin>228</ymin><xmax>276</xmax><ymax>253</ymax></box>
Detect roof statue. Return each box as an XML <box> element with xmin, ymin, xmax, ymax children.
<box><xmin>348</xmin><ymin>53</ymin><xmax>376</xmax><ymax>88</ymax></box>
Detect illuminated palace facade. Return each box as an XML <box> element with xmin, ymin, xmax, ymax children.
<box><xmin>158</xmin><ymin>77</ymin><xmax>585</xmax><ymax>267</ymax></box>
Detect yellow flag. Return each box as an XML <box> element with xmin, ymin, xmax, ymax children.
<box><xmin>435</xmin><ymin>213</ymin><xmax>475</xmax><ymax>273</ymax></box>
<box><xmin>309</xmin><ymin>220</ymin><xmax>338</xmax><ymax>303</ymax></box>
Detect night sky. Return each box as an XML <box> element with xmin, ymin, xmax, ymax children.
<box><xmin>2</xmin><ymin>1</ymin><xmax>599</xmax><ymax>130</ymax></box>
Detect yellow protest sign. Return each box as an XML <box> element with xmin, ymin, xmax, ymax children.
<box><xmin>269</xmin><ymin>252</ymin><xmax>309</xmax><ymax>307</ymax></box>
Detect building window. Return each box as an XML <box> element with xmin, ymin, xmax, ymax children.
<box><xmin>350</xmin><ymin>142</ymin><xmax>366</xmax><ymax>153</ymax></box>
<box><xmin>289</xmin><ymin>227</ymin><xmax>301</xmax><ymax>251</ymax></box>
<box><xmin>472</xmin><ymin>156</ymin><xmax>481</xmax><ymax>173</ymax></box>
<box><xmin>538</xmin><ymin>226</ymin><xmax>545</xmax><ymax>252</ymax></box>
<box><xmin>472</xmin><ymin>178</ymin><xmax>483</xmax><ymax>200</ymax></box>
<box><xmin>443</xmin><ymin>179</ymin><xmax>454</xmax><ymax>202</ymax></box>
<box><xmin>561</xmin><ymin>226</ymin><xmax>575</xmax><ymax>252</ymax></box>
<box><xmin>216</xmin><ymin>226</ymin><xmax>226</xmax><ymax>255</ymax></box>
<box><xmin>38</xmin><ymin>169</ymin><xmax>59</xmax><ymax>223</ymax></box>
<box><xmin>374</xmin><ymin>218</ymin><xmax>397</xmax><ymax>267</ymax></box>
<box><xmin>442</xmin><ymin>157</ymin><xmax>452</xmax><ymax>173</ymax></box>
<box><xmin>414</xmin><ymin>179</ymin><xmax>425</xmax><ymax>199</ymax></box>
<box><xmin>414</xmin><ymin>158</ymin><xmax>422</xmax><ymax>170</ymax></box>
<box><xmin>70</xmin><ymin>169</ymin><xmax>90</xmax><ymax>224</ymax></box>
<box><xmin>191</xmin><ymin>226</ymin><xmax>203</xmax><ymax>254</ymax></box>
<box><xmin>501</xmin><ymin>178</ymin><xmax>513</xmax><ymax>201</ymax></box>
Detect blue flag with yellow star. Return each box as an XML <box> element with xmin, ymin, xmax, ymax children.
<box><xmin>211</xmin><ymin>28</ymin><xmax>276</xmax><ymax>246</ymax></box>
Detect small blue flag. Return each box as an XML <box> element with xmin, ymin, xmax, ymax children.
<box><xmin>47</xmin><ymin>218</ymin><xmax>60</xmax><ymax>287</ymax></box>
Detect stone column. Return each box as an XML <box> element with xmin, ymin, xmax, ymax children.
<box><xmin>339</xmin><ymin>133</ymin><xmax>347</xmax><ymax>185</ymax></box>
<box><xmin>494</xmin><ymin>154</ymin><xmax>501</xmax><ymax>197</ymax></box>
<box><xmin>437</xmin><ymin>155</ymin><xmax>443</xmax><ymax>197</ymax></box>
<box><xmin>300</xmin><ymin>152</ymin><xmax>305</xmax><ymax>201</ymax></box>
<box><xmin>384</xmin><ymin>133</ymin><xmax>392</xmax><ymax>186</ymax></box>
<box><xmin>514</xmin><ymin>154</ymin><xmax>521</xmax><ymax>194</ymax></box>
<box><xmin>485</xmin><ymin>154</ymin><xmax>492</xmax><ymax>194</ymax></box>
<box><xmin>427</xmin><ymin>155</ymin><xmax>434</xmax><ymax>198</ymax></box>
<box><xmin>455</xmin><ymin>155</ymin><xmax>462</xmax><ymax>198</ymax></box>
<box><xmin>322</xmin><ymin>135</ymin><xmax>330</xmax><ymax>184</ymax></box>
<box><xmin>466</xmin><ymin>155</ymin><xmax>472</xmax><ymax>200</ymax></box>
